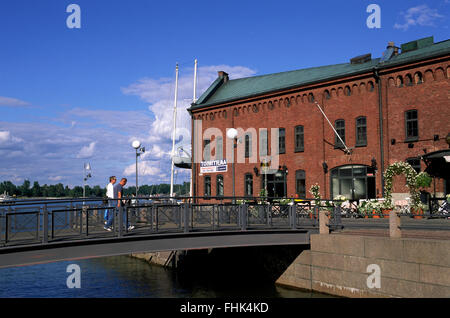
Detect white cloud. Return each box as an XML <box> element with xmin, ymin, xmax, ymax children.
<box><xmin>122</xmin><ymin>64</ymin><xmax>257</xmax><ymax>158</ymax></box>
<box><xmin>76</xmin><ymin>141</ymin><xmax>96</xmax><ymax>159</ymax></box>
<box><xmin>123</xmin><ymin>160</ymin><xmax>161</xmax><ymax>177</ymax></box>
<box><xmin>0</xmin><ymin>96</ymin><xmax>30</xmax><ymax>107</ymax></box>
<box><xmin>394</xmin><ymin>5</ymin><xmax>445</xmax><ymax>30</ymax></box>
<box><xmin>49</xmin><ymin>176</ymin><xmax>63</xmax><ymax>181</ymax></box>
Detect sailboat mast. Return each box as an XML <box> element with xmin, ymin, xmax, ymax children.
<box><xmin>190</xmin><ymin>59</ymin><xmax>198</xmax><ymax>197</ymax></box>
<box><xmin>170</xmin><ymin>63</ymin><xmax>179</xmax><ymax>197</ymax></box>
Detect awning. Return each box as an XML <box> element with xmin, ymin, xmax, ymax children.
<box><xmin>421</xmin><ymin>149</ymin><xmax>450</xmax><ymax>179</ymax></box>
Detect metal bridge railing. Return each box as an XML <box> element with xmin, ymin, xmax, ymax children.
<box><xmin>0</xmin><ymin>195</ymin><xmax>448</xmax><ymax>248</ymax></box>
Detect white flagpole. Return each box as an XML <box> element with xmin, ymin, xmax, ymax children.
<box><xmin>170</xmin><ymin>63</ymin><xmax>179</xmax><ymax>198</ymax></box>
<box><xmin>190</xmin><ymin>59</ymin><xmax>198</xmax><ymax>198</ymax></box>
<box><xmin>314</xmin><ymin>101</ymin><xmax>351</xmax><ymax>154</ymax></box>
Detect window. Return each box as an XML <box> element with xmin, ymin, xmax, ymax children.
<box><xmin>245</xmin><ymin>133</ymin><xmax>251</xmax><ymax>158</ymax></box>
<box><xmin>344</xmin><ymin>86</ymin><xmax>351</xmax><ymax>96</ymax></box>
<box><xmin>278</xmin><ymin>128</ymin><xmax>285</xmax><ymax>154</ymax></box>
<box><xmin>204</xmin><ymin>176</ymin><xmax>211</xmax><ymax>196</ymax></box>
<box><xmin>308</xmin><ymin>93</ymin><xmax>315</xmax><ymax>103</ymax></box>
<box><xmin>405</xmin><ymin>110</ymin><xmax>418</xmax><ymax>141</ymax></box>
<box><xmin>294</xmin><ymin>125</ymin><xmax>304</xmax><ymax>152</ymax></box>
<box><xmin>203</xmin><ymin>139</ymin><xmax>211</xmax><ymax>161</ymax></box>
<box><xmin>335</xmin><ymin>120</ymin><xmax>346</xmax><ymax>148</ymax></box>
<box><xmin>295</xmin><ymin>170</ymin><xmax>306</xmax><ymax>199</ymax></box>
<box><xmin>215</xmin><ymin>136</ymin><xmax>223</xmax><ymax>160</ymax></box>
<box><xmin>356</xmin><ymin>117</ymin><xmax>367</xmax><ymax>147</ymax></box>
<box><xmin>396</xmin><ymin>76</ymin><xmax>404</xmax><ymax>87</ymax></box>
<box><xmin>414</xmin><ymin>72</ymin><xmax>423</xmax><ymax>84</ymax></box>
<box><xmin>405</xmin><ymin>74</ymin><xmax>413</xmax><ymax>86</ymax></box>
<box><xmin>259</xmin><ymin>129</ymin><xmax>268</xmax><ymax>157</ymax></box>
<box><xmin>368</xmin><ymin>81</ymin><xmax>375</xmax><ymax>92</ymax></box>
<box><xmin>324</xmin><ymin>90</ymin><xmax>331</xmax><ymax>100</ymax></box>
<box><xmin>406</xmin><ymin>158</ymin><xmax>421</xmax><ymax>173</ymax></box>
<box><xmin>245</xmin><ymin>174</ymin><xmax>253</xmax><ymax>197</ymax></box>
<box><xmin>216</xmin><ymin>175</ymin><xmax>224</xmax><ymax>196</ymax></box>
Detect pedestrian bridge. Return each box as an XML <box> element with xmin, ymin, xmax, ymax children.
<box><xmin>2</xmin><ymin>196</ymin><xmax>448</xmax><ymax>268</ymax></box>
<box><xmin>0</xmin><ymin>198</ymin><xmax>324</xmax><ymax>268</ymax></box>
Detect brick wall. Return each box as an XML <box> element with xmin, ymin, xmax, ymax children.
<box><xmin>192</xmin><ymin>58</ymin><xmax>450</xmax><ymax>201</ymax></box>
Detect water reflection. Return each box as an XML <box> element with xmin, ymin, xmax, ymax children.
<box><xmin>0</xmin><ymin>256</ymin><xmax>330</xmax><ymax>298</ymax></box>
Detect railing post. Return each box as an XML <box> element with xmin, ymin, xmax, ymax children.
<box><xmin>42</xmin><ymin>205</ymin><xmax>48</xmax><ymax>243</ymax></box>
<box><xmin>390</xmin><ymin>208</ymin><xmax>402</xmax><ymax>238</ymax></box>
<box><xmin>319</xmin><ymin>209</ymin><xmax>329</xmax><ymax>235</ymax></box>
<box><xmin>290</xmin><ymin>204</ymin><xmax>296</xmax><ymax>229</ymax></box>
<box><xmin>118</xmin><ymin>206</ymin><xmax>123</xmax><ymax>237</ymax></box>
<box><xmin>241</xmin><ymin>204</ymin><xmax>247</xmax><ymax>231</ymax></box>
<box><xmin>184</xmin><ymin>203</ymin><xmax>190</xmax><ymax>233</ymax></box>
<box><xmin>212</xmin><ymin>204</ymin><xmax>216</xmax><ymax>230</ymax></box>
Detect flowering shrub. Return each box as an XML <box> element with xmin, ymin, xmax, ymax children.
<box><xmin>309</xmin><ymin>183</ymin><xmax>321</xmax><ymax>205</ymax></box>
<box><xmin>383</xmin><ymin>161</ymin><xmax>420</xmax><ymax>209</ymax></box>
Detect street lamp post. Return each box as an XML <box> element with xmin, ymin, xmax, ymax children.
<box><xmin>226</xmin><ymin>128</ymin><xmax>238</xmax><ymax>203</ymax></box>
<box><xmin>83</xmin><ymin>162</ymin><xmax>91</xmax><ymax>204</ymax></box>
<box><xmin>132</xmin><ymin>140</ymin><xmax>145</xmax><ymax>197</ymax></box>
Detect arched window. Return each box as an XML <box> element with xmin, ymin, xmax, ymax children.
<box><xmin>367</xmin><ymin>81</ymin><xmax>375</xmax><ymax>92</ymax></box>
<box><xmin>324</xmin><ymin>90</ymin><xmax>331</xmax><ymax>100</ymax></box>
<box><xmin>396</xmin><ymin>76</ymin><xmax>404</xmax><ymax>87</ymax></box>
<box><xmin>405</xmin><ymin>74</ymin><xmax>413</xmax><ymax>86</ymax></box>
<box><xmin>308</xmin><ymin>93</ymin><xmax>315</xmax><ymax>103</ymax></box>
<box><xmin>215</xmin><ymin>136</ymin><xmax>223</xmax><ymax>160</ymax></box>
<box><xmin>344</xmin><ymin>86</ymin><xmax>351</xmax><ymax>96</ymax></box>
<box><xmin>414</xmin><ymin>72</ymin><xmax>423</xmax><ymax>84</ymax></box>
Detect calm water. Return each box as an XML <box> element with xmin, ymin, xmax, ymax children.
<box><xmin>0</xmin><ymin>255</ymin><xmax>328</xmax><ymax>298</ymax></box>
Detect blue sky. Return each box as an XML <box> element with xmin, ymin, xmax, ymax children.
<box><xmin>0</xmin><ymin>0</ymin><xmax>449</xmax><ymax>188</ymax></box>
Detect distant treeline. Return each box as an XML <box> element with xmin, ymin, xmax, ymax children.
<box><xmin>0</xmin><ymin>180</ymin><xmax>191</xmax><ymax>198</ymax></box>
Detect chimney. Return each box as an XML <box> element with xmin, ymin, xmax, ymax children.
<box><xmin>218</xmin><ymin>71</ymin><xmax>229</xmax><ymax>83</ymax></box>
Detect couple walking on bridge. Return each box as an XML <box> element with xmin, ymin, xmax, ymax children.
<box><xmin>104</xmin><ymin>176</ymin><xmax>135</xmax><ymax>231</ymax></box>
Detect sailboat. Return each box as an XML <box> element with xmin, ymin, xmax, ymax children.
<box><xmin>0</xmin><ymin>191</ymin><xmax>13</xmax><ymax>203</ymax></box>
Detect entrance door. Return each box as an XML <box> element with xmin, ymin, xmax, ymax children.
<box><xmin>263</xmin><ymin>171</ymin><xmax>286</xmax><ymax>198</ymax></box>
<box><xmin>330</xmin><ymin>165</ymin><xmax>376</xmax><ymax>200</ymax></box>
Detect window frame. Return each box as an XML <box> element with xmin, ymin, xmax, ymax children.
<box><xmin>334</xmin><ymin>119</ymin><xmax>346</xmax><ymax>149</ymax></box>
<box><xmin>355</xmin><ymin>116</ymin><xmax>367</xmax><ymax>147</ymax></box>
<box><xmin>244</xmin><ymin>173</ymin><xmax>253</xmax><ymax>197</ymax></box>
<box><xmin>216</xmin><ymin>174</ymin><xmax>224</xmax><ymax>196</ymax></box>
<box><xmin>204</xmin><ymin>176</ymin><xmax>211</xmax><ymax>197</ymax></box>
<box><xmin>278</xmin><ymin>128</ymin><xmax>286</xmax><ymax>154</ymax></box>
<box><xmin>405</xmin><ymin>109</ymin><xmax>419</xmax><ymax>142</ymax></box>
<box><xmin>294</xmin><ymin>125</ymin><xmax>304</xmax><ymax>152</ymax></box>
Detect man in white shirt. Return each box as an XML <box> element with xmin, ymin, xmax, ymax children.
<box><xmin>104</xmin><ymin>176</ymin><xmax>116</xmax><ymax>224</ymax></box>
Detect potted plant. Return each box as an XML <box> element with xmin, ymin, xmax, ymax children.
<box><xmin>380</xmin><ymin>200</ymin><xmax>394</xmax><ymax>218</ymax></box>
<box><xmin>358</xmin><ymin>200</ymin><xmax>370</xmax><ymax>218</ymax></box>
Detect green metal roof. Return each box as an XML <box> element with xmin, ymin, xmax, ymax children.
<box><xmin>190</xmin><ymin>38</ymin><xmax>450</xmax><ymax>111</ymax></box>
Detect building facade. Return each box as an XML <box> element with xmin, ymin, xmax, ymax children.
<box><xmin>188</xmin><ymin>37</ymin><xmax>450</xmax><ymax>202</ymax></box>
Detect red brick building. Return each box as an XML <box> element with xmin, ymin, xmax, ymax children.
<box><xmin>188</xmin><ymin>37</ymin><xmax>450</xmax><ymax>202</ymax></box>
